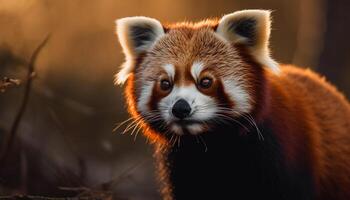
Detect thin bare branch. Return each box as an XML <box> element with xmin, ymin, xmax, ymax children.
<box><xmin>0</xmin><ymin>34</ymin><xmax>51</xmax><ymax>162</ymax></box>
<box><xmin>0</xmin><ymin>194</ymin><xmax>93</xmax><ymax>199</ymax></box>
<box><xmin>0</xmin><ymin>77</ymin><xmax>21</xmax><ymax>93</ymax></box>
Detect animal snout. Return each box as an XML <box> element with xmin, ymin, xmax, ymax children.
<box><xmin>172</xmin><ymin>99</ymin><xmax>191</xmax><ymax>119</ymax></box>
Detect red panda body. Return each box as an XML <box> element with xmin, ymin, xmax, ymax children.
<box><xmin>266</xmin><ymin>66</ymin><xmax>350</xmax><ymax>199</ymax></box>
<box><xmin>115</xmin><ymin>10</ymin><xmax>350</xmax><ymax>200</ymax></box>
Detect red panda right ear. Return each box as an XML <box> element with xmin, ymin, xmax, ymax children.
<box><xmin>216</xmin><ymin>10</ymin><xmax>280</xmax><ymax>74</ymax></box>
<box><xmin>115</xmin><ymin>17</ymin><xmax>165</xmax><ymax>84</ymax></box>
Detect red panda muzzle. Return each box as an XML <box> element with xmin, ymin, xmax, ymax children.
<box><xmin>171</xmin><ymin>99</ymin><xmax>191</xmax><ymax>120</ymax></box>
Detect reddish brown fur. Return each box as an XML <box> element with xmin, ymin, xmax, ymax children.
<box><xmin>125</xmin><ymin>74</ymin><xmax>167</xmax><ymax>145</ymax></box>
<box><xmin>133</xmin><ymin>23</ymin><xmax>257</xmax><ymax>113</ymax></box>
<box><xmin>122</xmin><ymin>19</ymin><xmax>350</xmax><ymax>199</ymax></box>
<box><xmin>265</xmin><ymin>66</ymin><xmax>350</xmax><ymax>199</ymax></box>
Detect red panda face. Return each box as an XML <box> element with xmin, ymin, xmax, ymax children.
<box><xmin>133</xmin><ymin>27</ymin><xmax>256</xmax><ymax>135</ymax></box>
<box><xmin>116</xmin><ymin>10</ymin><xmax>279</xmax><ymax>138</ymax></box>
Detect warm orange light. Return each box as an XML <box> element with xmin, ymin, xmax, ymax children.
<box><xmin>125</xmin><ymin>74</ymin><xmax>168</xmax><ymax>146</ymax></box>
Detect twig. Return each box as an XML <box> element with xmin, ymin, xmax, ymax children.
<box><xmin>0</xmin><ymin>34</ymin><xmax>51</xmax><ymax>162</ymax></box>
<box><xmin>0</xmin><ymin>77</ymin><xmax>21</xmax><ymax>93</ymax></box>
<box><xmin>0</xmin><ymin>194</ymin><xmax>91</xmax><ymax>199</ymax></box>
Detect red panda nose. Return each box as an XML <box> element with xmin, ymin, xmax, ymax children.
<box><xmin>172</xmin><ymin>99</ymin><xmax>191</xmax><ymax>119</ymax></box>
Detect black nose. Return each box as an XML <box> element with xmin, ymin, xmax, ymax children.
<box><xmin>172</xmin><ymin>99</ymin><xmax>191</xmax><ymax>119</ymax></box>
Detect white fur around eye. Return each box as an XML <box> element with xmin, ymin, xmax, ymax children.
<box><xmin>162</xmin><ymin>64</ymin><xmax>175</xmax><ymax>79</ymax></box>
<box><xmin>158</xmin><ymin>85</ymin><xmax>217</xmax><ymax>135</ymax></box>
<box><xmin>191</xmin><ymin>61</ymin><xmax>205</xmax><ymax>81</ymax></box>
<box><xmin>222</xmin><ymin>79</ymin><xmax>252</xmax><ymax>114</ymax></box>
<box><xmin>137</xmin><ymin>81</ymin><xmax>154</xmax><ymax>114</ymax></box>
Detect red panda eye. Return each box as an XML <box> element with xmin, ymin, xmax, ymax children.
<box><xmin>199</xmin><ymin>77</ymin><xmax>212</xmax><ymax>89</ymax></box>
<box><xmin>160</xmin><ymin>79</ymin><xmax>172</xmax><ymax>91</ymax></box>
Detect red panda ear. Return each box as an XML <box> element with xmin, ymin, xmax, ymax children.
<box><xmin>216</xmin><ymin>10</ymin><xmax>279</xmax><ymax>74</ymax></box>
<box><xmin>115</xmin><ymin>17</ymin><xmax>165</xmax><ymax>84</ymax></box>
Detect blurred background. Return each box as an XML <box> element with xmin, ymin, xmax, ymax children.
<box><xmin>0</xmin><ymin>0</ymin><xmax>349</xmax><ymax>199</ymax></box>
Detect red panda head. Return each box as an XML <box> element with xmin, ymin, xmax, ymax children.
<box><xmin>115</xmin><ymin>10</ymin><xmax>279</xmax><ymax>141</ymax></box>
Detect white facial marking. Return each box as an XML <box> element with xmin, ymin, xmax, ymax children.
<box><xmin>137</xmin><ymin>81</ymin><xmax>154</xmax><ymax>114</ymax></box>
<box><xmin>171</xmin><ymin>124</ymin><xmax>184</xmax><ymax>135</ymax></box>
<box><xmin>159</xmin><ymin>85</ymin><xmax>217</xmax><ymax>135</ymax></box>
<box><xmin>190</xmin><ymin>61</ymin><xmax>205</xmax><ymax>81</ymax></box>
<box><xmin>162</xmin><ymin>64</ymin><xmax>175</xmax><ymax>79</ymax></box>
<box><xmin>222</xmin><ymin>79</ymin><xmax>252</xmax><ymax>114</ymax></box>
<box><xmin>186</xmin><ymin>124</ymin><xmax>204</xmax><ymax>135</ymax></box>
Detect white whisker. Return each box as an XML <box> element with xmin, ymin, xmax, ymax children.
<box><xmin>198</xmin><ymin>135</ymin><xmax>208</xmax><ymax>152</ymax></box>
<box><xmin>113</xmin><ymin>117</ymin><xmax>136</xmax><ymax>132</ymax></box>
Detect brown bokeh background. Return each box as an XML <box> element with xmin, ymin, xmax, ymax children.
<box><xmin>0</xmin><ymin>0</ymin><xmax>349</xmax><ymax>199</ymax></box>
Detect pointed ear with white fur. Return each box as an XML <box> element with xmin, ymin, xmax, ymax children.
<box><xmin>115</xmin><ymin>17</ymin><xmax>164</xmax><ymax>84</ymax></box>
<box><xmin>216</xmin><ymin>10</ymin><xmax>279</xmax><ymax>73</ymax></box>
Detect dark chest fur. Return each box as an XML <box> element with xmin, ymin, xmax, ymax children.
<box><xmin>157</xmin><ymin>124</ymin><xmax>315</xmax><ymax>200</ymax></box>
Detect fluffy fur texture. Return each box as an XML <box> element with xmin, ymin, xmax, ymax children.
<box><xmin>116</xmin><ymin>16</ymin><xmax>165</xmax><ymax>84</ymax></box>
<box><xmin>115</xmin><ymin>10</ymin><xmax>350</xmax><ymax>200</ymax></box>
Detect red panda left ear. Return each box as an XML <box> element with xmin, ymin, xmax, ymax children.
<box><xmin>115</xmin><ymin>16</ymin><xmax>165</xmax><ymax>84</ymax></box>
<box><xmin>216</xmin><ymin>10</ymin><xmax>279</xmax><ymax>74</ymax></box>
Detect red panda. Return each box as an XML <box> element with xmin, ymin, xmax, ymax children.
<box><xmin>115</xmin><ymin>10</ymin><xmax>350</xmax><ymax>200</ymax></box>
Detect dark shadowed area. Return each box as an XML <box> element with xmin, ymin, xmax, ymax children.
<box><xmin>0</xmin><ymin>0</ymin><xmax>349</xmax><ymax>199</ymax></box>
